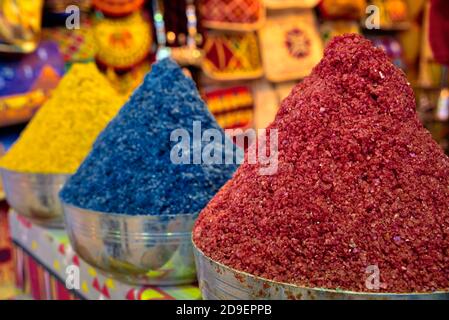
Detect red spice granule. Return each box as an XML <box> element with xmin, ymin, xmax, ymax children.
<box><xmin>193</xmin><ymin>34</ymin><xmax>449</xmax><ymax>293</ymax></box>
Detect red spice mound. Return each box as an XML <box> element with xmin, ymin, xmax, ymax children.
<box><xmin>193</xmin><ymin>34</ymin><xmax>449</xmax><ymax>293</ymax></box>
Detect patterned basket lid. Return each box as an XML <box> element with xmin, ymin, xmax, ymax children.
<box><xmin>94</xmin><ymin>12</ymin><xmax>152</xmax><ymax>70</ymax></box>
<box><xmin>200</xmin><ymin>0</ymin><xmax>266</xmax><ymax>31</ymax></box>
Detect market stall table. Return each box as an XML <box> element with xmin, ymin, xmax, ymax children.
<box><xmin>8</xmin><ymin>211</ymin><xmax>201</xmax><ymax>300</ymax></box>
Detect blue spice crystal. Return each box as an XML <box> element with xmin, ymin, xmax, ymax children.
<box><xmin>60</xmin><ymin>59</ymin><xmax>240</xmax><ymax>215</ymax></box>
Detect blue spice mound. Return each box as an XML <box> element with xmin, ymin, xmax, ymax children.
<box><xmin>60</xmin><ymin>58</ymin><xmax>240</xmax><ymax>215</ymax></box>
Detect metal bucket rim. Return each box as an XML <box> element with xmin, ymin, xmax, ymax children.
<box><xmin>62</xmin><ymin>201</ymin><xmax>200</xmax><ymax>220</ymax></box>
<box><xmin>193</xmin><ymin>242</ymin><xmax>449</xmax><ymax>297</ymax></box>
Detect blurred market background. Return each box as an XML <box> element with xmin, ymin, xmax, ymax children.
<box><xmin>0</xmin><ymin>0</ymin><xmax>448</xmax><ymax>299</ymax></box>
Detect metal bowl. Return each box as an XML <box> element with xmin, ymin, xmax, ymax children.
<box><xmin>63</xmin><ymin>202</ymin><xmax>198</xmax><ymax>286</ymax></box>
<box><xmin>193</xmin><ymin>245</ymin><xmax>449</xmax><ymax>300</ymax></box>
<box><xmin>0</xmin><ymin>168</ymin><xmax>70</xmax><ymax>228</ymax></box>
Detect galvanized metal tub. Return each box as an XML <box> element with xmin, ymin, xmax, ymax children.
<box><xmin>63</xmin><ymin>202</ymin><xmax>198</xmax><ymax>286</ymax></box>
<box><xmin>0</xmin><ymin>168</ymin><xmax>70</xmax><ymax>228</ymax></box>
<box><xmin>193</xmin><ymin>245</ymin><xmax>449</xmax><ymax>300</ymax></box>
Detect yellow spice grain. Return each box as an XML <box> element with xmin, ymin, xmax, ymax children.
<box><xmin>0</xmin><ymin>63</ymin><xmax>124</xmax><ymax>174</ymax></box>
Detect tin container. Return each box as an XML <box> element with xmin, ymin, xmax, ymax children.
<box><xmin>0</xmin><ymin>169</ymin><xmax>70</xmax><ymax>228</ymax></box>
<box><xmin>63</xmin><ymin>203</ymin><xmax>198</xmax><ymax>285</ymax></box>
<box><xmin>193</xmin><ymin>245</ymin><xmax>449</xmax><ymax>300</ymax></box>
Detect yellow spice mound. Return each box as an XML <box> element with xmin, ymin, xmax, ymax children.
<box><xmin>0</xmin><ymin>63</ymin><xmax>124</xmax><ymax>174</ymax></box>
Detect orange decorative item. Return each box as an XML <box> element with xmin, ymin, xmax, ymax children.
<box><xmin>385</xmin><ymin>0</ymin><xmax>408</xmax><ymax>23</ymax></box>
<box><xmin>319</xmin><ymin>0</ymin><xmax>367</xmax><ymax>20</ymax></box>
<box><xmin>94</xmin><ymin>12</ymin><xmax>152</xmax><ymax>70</ymax></box>
<box><xmin>92</xmin><ymin>0</ymin><xmax>144</xmax><ymax>17</ymax></box>
<box><xmin>200</xmin><ymin>0</ymin><xmax>265</xmax><ymax>31</ymax></box>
